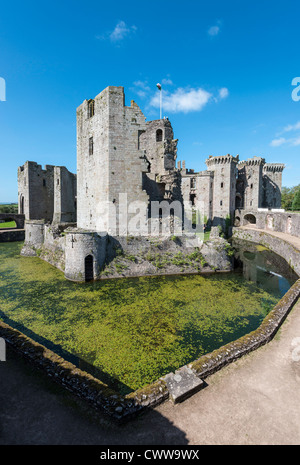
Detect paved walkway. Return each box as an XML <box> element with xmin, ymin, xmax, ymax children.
<box><xmin>0</xmin><ymin>228</ymin><xmax>300</xmax><ymax>445</ymax></box>
<box><xmin>239</xmin><ymin>226</ymin><xmax>300</xmax><ymax>250</ymax></box>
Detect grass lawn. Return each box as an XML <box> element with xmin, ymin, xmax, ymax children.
<box><xmin>0</xmin><ymin>221</ymin><xmax>16</xmax><ymax>229</ymax></box>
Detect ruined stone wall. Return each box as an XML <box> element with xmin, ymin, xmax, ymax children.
<box><xmin>195</xmin><ymin>172</ymin><xmax>213</xmax><ymax>221</ymax></box>
<box><xmin>181</xmin><ymin>171</ymin><xmax>213</xmax><ymax>222</ymax></box>
<box><xmin>139</xmin><ymin>119</ymin><xmax>177</xmax><ymax>175</ymax></box>
<box><xmin>18</xmin><ymin>161</ymin><xmax>54</xmax><ymax>222</ymax></box>
<box><xmin>53</xmin><ymin>166</ymin><xmax>77</xmax><ymax>224</ymax></box>
<box><xmin>232</xmin><ymin>227</ymin><xmax>300</xmax><ymax>276</ymax></box>
<box><xmin>17</xmin><ymin>165</ymin><xmax>29</xmax><ymax>218</ymax></box>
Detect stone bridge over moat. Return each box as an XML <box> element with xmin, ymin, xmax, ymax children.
<box><xmin>0</xmin><ymin>213</ymin><xmax>25</xmax><ymax>229</ymax></box>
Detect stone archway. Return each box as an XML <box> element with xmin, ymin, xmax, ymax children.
<box><xmin>244</xmin><ymin>213</ymin><xmax>256</xmax><ymax>226</ymax></box>
<box><xmin>234</xmin><ymin>216</ymin><xmax>241</xmax><ymax>226</ymax></box>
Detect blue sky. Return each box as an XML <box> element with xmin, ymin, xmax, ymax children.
<box><xmin>0</xmin><ymin>0</ymin><xmax>300</xmax><ymax>201</ymax></box>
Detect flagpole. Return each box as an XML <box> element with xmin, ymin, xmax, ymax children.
<box><xmin>160</xmin><ymin>88</ymin><xmax>162</xmax><ymax>120</ymax></box>
<box><xmin>157</xmin><ymin>83</ymin><xmax>162</xmax><ymax>119</ymax></box>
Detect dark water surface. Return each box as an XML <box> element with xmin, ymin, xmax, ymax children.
<box><xmin>0</xmin><ymin>240</ymin><xmax>297</xmax><ymax>394</ymax></box>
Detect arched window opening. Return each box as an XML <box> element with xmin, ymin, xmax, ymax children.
<box><xmin>88</xmin><ymin>99</ymin><xmax>95</xmax><ymax>118</ymax></box>
<box><xmin>244</xmin><ymin>214</ymin><xmax>256</xmax><ymax>225</ymax></box>
<box><xmin>20</xmin><ymin>195</ymin><xmax>24</xmax><ymax>215</ymax></box>
<box><xmin>156</xmin><ymin>129</ymin><xmax>163</xmax><ymax>142</ymax></box>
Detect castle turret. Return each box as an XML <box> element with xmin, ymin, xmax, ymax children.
<box><xmin>205</xmin><ymin>154</ymin><xmax>239</xmax><ymax>225</ymax></box>
<box><xmin>236</xmin><ymin>156</ymin><xmax>265</xmax><ymax>210</ymax></box>
<box><xmin>262</xmin><ymin>163</ymin><xmax>285</xmax><ymax>208</ymax></box>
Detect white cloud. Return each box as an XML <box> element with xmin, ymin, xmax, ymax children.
<box><xmin>130</xmin><ymin>80</ymin><xmax>151</xmax><ymax>98</ymax></box>
<box><xmin>208</xmin><ymin>25</ymin><xmax>220</xmax><ymax>36</ymax></box>
<box><xmin>291</xmin><ymin>136</ymin><xmax>300</xmax><ymax>146</ymax></box>
<box><xmin>150</xmin><ymin>87</ymin><xmax>212</xmax><ymax>113</ymax></box>
<box><xmin>270</xmin><ymin>121</ymin><xmax>300</xmax><ymax>147</ymax></box>
<box><xmin>218</xmin><ymin>87</ymin><xmax>229</xmax><ymax>99</ymax></box>
<box><xmin>270</xmin><ymin>137</ymin><xmax>286</xmax><ymax>147</ymax></box>
<box><xmin>161</xmin><ymin>78</ymin><xmax>174</xmax><ymax>86</ymax></box>
<box><xmin>133</xmin><ymin>80</ymin><xmax>150</xmax><ymax>91</ymax></box>
<box><xmin>282</xmin><ymin>121</ymin><xmax>300</xmax><ymax>133</ymax></box>
<box><xmin>110</xmin><ymin>21</ymin><xmax>137</xmax><ymax>42</ymax></box>
<box><xmin>96</xmin><ymin>20</ymin><xmax>137</xmax><ymax>43</ymax></box>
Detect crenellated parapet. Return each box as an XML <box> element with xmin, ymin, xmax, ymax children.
<box><xmin>263</xmin><ymin>163</ymin><xmax>285</xmax><ymax>173</ymax></box>
<box><xmin>238</xmin><ymin>156</ymin><xmax>265</xmax><ymax>168</ymax></box>
<box><xmin>205</xmin><ymin>154</ymin><xmax>239</xmax><ymax>168</ymax></box>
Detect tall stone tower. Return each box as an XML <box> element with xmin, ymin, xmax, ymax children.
<box><xmin>205</xmin><ymin>154</ymin><xmax>239</xmax><ymax>225</ymax></box>
<box><xmin>262</xmin><ymin>163</ymin><xmax>285</xmax><ymax>208</ymax></box>
<box><xmin>76</xmin><ymin>86</ymin><xmax>149</xmax><ymax>234</ymax></box>
<box><xmin>236</xmin><ymin>156</ymin><xmax>265</xmax><ymax>209</ymax></box>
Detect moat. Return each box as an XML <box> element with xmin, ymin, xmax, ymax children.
<box><xmin>0</xmin><ymin>240</ymin><xmax>297</xmax><ymax>395</ymax></box>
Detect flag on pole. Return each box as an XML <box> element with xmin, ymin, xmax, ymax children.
<box><xmin>156</xmin><ymin>83</ymin><xmax>162</xmax><ymax>119</ymax></box>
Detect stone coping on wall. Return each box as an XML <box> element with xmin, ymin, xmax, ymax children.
<box><xmin>1</xmin><ymin>279</ymin><xmax>300</xmax><ymax>422</ymax></box>
<box><xmin>232</xmin><ymin>227</ymin><xmax>300</xmax><ymax>276</ymax></box>
<box><xmin>0</xmin><ymin>229</ymin><xmax>25</xmax><ymax>242</ymax></box>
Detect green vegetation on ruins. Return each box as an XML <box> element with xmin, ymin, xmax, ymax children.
<box><xmin>0</xmin><ymin>241</ymin><xmax>289</xmax><ymax>395</ymax></box>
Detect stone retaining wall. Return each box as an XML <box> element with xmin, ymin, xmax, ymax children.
<box><xmin>236</xmin><ymin>209</ymin><xmax>300</xmax><ymax>236</ymax></box>
<box><xmin>232</xmin><ymin>227</ymin><xmax>300</xmax><ymax>276</ymax></box>
<box><xmin>0</xmin><ymin>229</ymin><xmax>25</xmax><ymax>242</ymax></box>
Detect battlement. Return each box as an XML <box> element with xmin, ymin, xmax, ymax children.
<box><xmin>238</xmin><ymin>156</ymin><xmax>266</xmax><ymax>167</ymax></box>
<box><xmin>263</xmin><ymin>163</ymin><xmax>285</xmax><ymax>172</ymax></box>
<box><xmin>205</xmin><ymin>154</ymin><xmax>239</xmax><ymax>167</ymax></box>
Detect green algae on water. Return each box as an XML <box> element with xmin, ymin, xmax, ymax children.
<box><xmin>0</xmin><ymin>241</ymin><xmax>295</xmax><ymax>394</ymax></box>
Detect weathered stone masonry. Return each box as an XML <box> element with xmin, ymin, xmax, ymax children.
<box><xmin>18</xmin><ymin>85</ymin><xmax>285</xmax><ymax>282</ymax></box>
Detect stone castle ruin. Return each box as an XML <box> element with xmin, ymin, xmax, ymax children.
<box><xmin>18</xmin><ymin>85</ymin><xmax>284</xmax><ymax>281</ymax></box>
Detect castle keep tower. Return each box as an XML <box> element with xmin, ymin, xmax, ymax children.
<box><xmin>76</xmin><ymin>86</ymin><xmax>149</xmax><ymax>233</ymax></box>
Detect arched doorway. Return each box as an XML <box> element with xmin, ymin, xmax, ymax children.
<box><xmin>85</xmin><ymin>255</ymin><xmax>94</xmax><ymax>282</ymax></box>
<box><xmin>244</xmin><ymin>213</ymin><xmax>256</xmax><ymax>226</ymax></box>
<box><xmin>234</xmin><ymin>216</ymin><xmax>241</xmax><ymax>226</ymax></box>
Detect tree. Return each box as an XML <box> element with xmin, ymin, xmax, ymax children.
<box><xmin>281</xmin><ymin>184</ymin><xmax>300</xmax><ymax>211</ymax></box>
<box><xmin>291</xmin><ymin>188</ymin><xmax>300</xmax><ymax>211</ymax></box>
<box><xmin>0</xmin><ymin>204</ymin><xmax>18</xmax><ymax>214</ymax></box>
